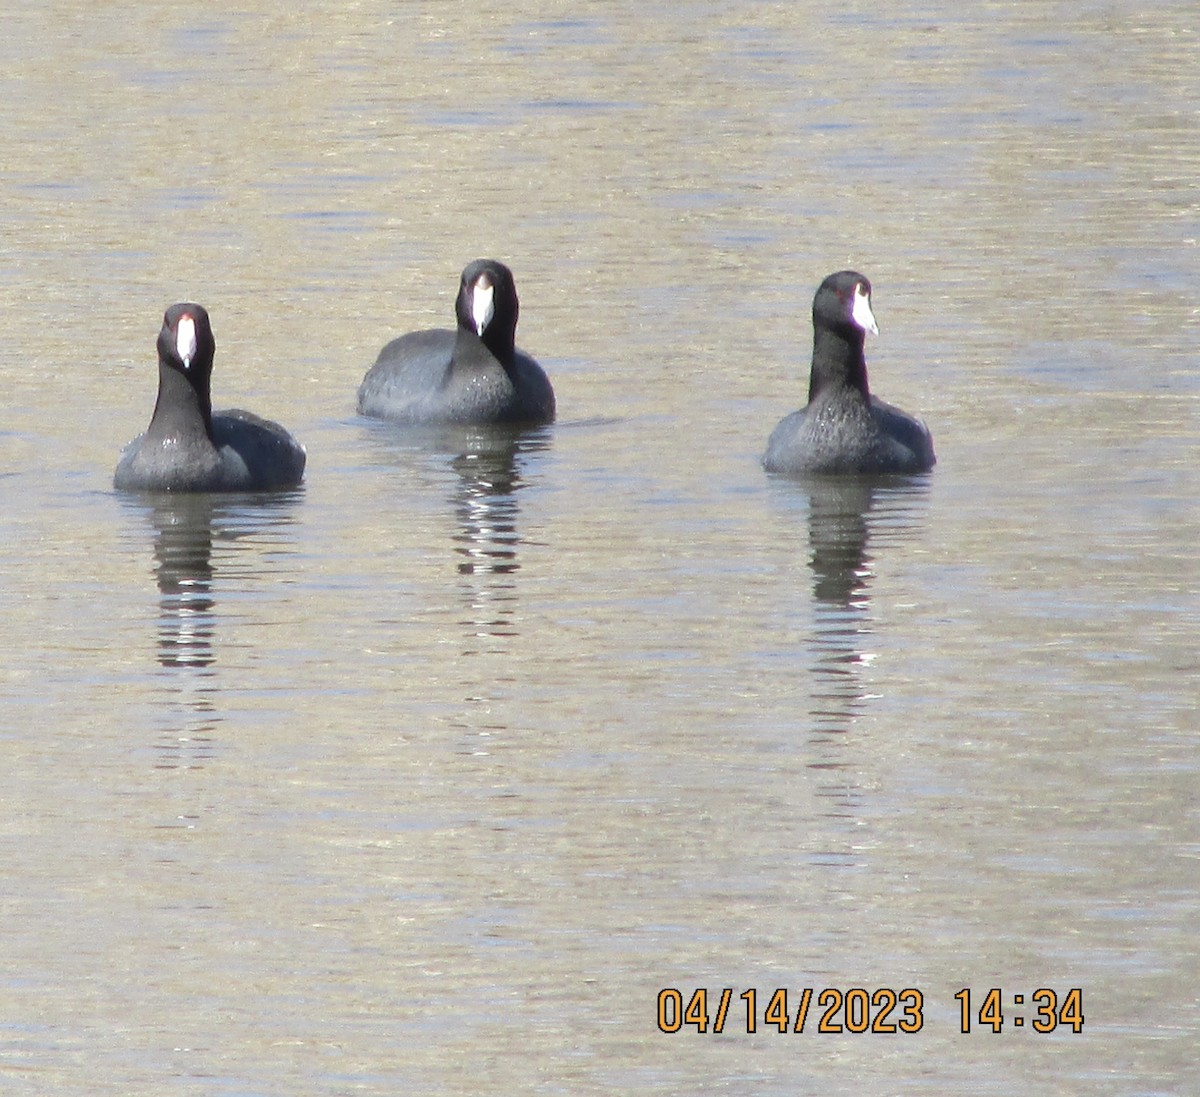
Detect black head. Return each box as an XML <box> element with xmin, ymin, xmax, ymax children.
<box><xmin>142</xmin><ymin>303</ymin><xmax>218</xmax><ymax>440</ymax></box>
<box><xmin>806</xmin><ymin>271</ymin><xmax>879</xmax><ymax>401</ymax></box>
<box><xmin>157</xmin><ymin>302</ymin><xmax>216</xmax><ymax>381</ymax></box>
<box><xmin>813</xmin><ymin>271</ymin><xmax>878</xmax><ymax>342</ymax></box>
<box><xmin>455</xmin><ymin>259</ymin><xmax>519</xmax><ymax>360</ymax></box>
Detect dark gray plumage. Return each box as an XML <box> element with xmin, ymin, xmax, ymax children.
<box><xmin>763</xmin><ymin>271</ymin><xmax>935</xmax><ymax>475</ymax></box>
<box><xmin>357</xmin><ymin>259</ymin><xmax>555</xmax><ymax>426</ymax></box>
<box><xmin>114</xmin><ymin>303</ymin><xmax>306</xmax><ymax>492</ymax></box>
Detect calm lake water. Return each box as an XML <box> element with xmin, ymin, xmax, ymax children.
<box><xmin>1</xmin><ymin>1</ymin><xmax>1197</xmax><ymax>1094</ymax></box>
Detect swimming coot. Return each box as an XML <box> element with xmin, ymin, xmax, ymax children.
<box><xmin>114</xmin><ymin>303</ymin><xmax>306</xmax><ymax>492</ymax></box>
<box><xmin>763</xmin><ymin>271</ymin><xmax>934</xmax><ymax>475</ymax></box>
<box><xmin>357</xmin><ymin>259</ymin><xmax>555</xmax><ymax>426</ymax></box>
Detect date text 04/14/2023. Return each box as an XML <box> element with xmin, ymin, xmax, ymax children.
<box><xmin>656</xmin><ymin>988</ymin><xmax>1084</xmax><ymax>1035</ymax></box>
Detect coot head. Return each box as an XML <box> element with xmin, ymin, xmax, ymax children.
<box><xmin>159</xmin><ymin>303</ymin><xmax>214</xmax><ymax>373</ymax></box>
<box><xmin>815</xmin><ymin>270</ymin><xmax>878</xmax><ymax>340</ymax></box>
<box><xmin>455</xmin><ymin>259</ymin><xmax>519</xmax><ymax>362</ymax></box>
<box><xmin>808</xmin><ymin>271</ymin><xmax>878</xmax><ymax>400</ymax></box>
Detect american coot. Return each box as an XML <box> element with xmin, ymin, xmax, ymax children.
<box><xmin>763</xmin><ymin>271</ymin><xmax>935</xmax><ymax>476</ymax></box>
<box><xmin>114</xmin><ymin>303</ymin><xmax>306</xmax><ymax>492</ymax></box>
<box><xmin>357</xmin><ymin>259</ymin><xmax>555</xmax><ymax>426</ymax></box>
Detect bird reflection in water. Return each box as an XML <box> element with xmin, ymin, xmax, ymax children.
<box><xmin>433</xmin><ymin>425</ymin><xmax>551</xmax><ymax>757</ymax></box>
<box><xmin>152</xmin><ymin>495</ymin><xmax>218</xmax><ymax>669</ymax></box>
<box><xmin>448</xmin><ymin>426</ymin><xmax>548</xmax><ymax>655</ymax></box>
<box><xmin>137</xmin><ymin>491</ymin><xmax>302</xmax><ymax>769</ymax></box>
<box><xmin>805</xmin><ymin>478</ymin><xmax>879</xmax><ymax>743</ymax></box>
<box><xmin>146</xmin><ymin>494</ymin><xmax>220</xmax><ymax>768</ymax></box>
<box><xmin>797</xmin><ymin>476</ymin><xmax>931</xmax><ymax>841</ymax></box>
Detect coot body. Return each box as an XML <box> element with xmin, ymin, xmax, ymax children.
<box><xmin>763</xmin><ymin>271</ymin><xmax>934</xmax><ymax>475</ymax></box>
<box><xmin>357</xmin><ymin>259</ymin><xmax>555</xmax><ymax>426</ymax></box>
<box><xmin>114</xmin><ymin>303</ymin><xmax>306</xmax><ymax>492</ymax></box>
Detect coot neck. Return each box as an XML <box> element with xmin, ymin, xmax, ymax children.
<box><xmin>455</xmin><ymin>321</ymin><xmax>517</xmax><ymax>373</ymax></box>
<box><xmin>145</xmin><ymin>358</ymin><xmax>215</xmax><ymax>445</ymax></box>
<box><xmin>808</xmin><ymin>326</ymin><xmax>870</xmax><ymax>403</ymax></box>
